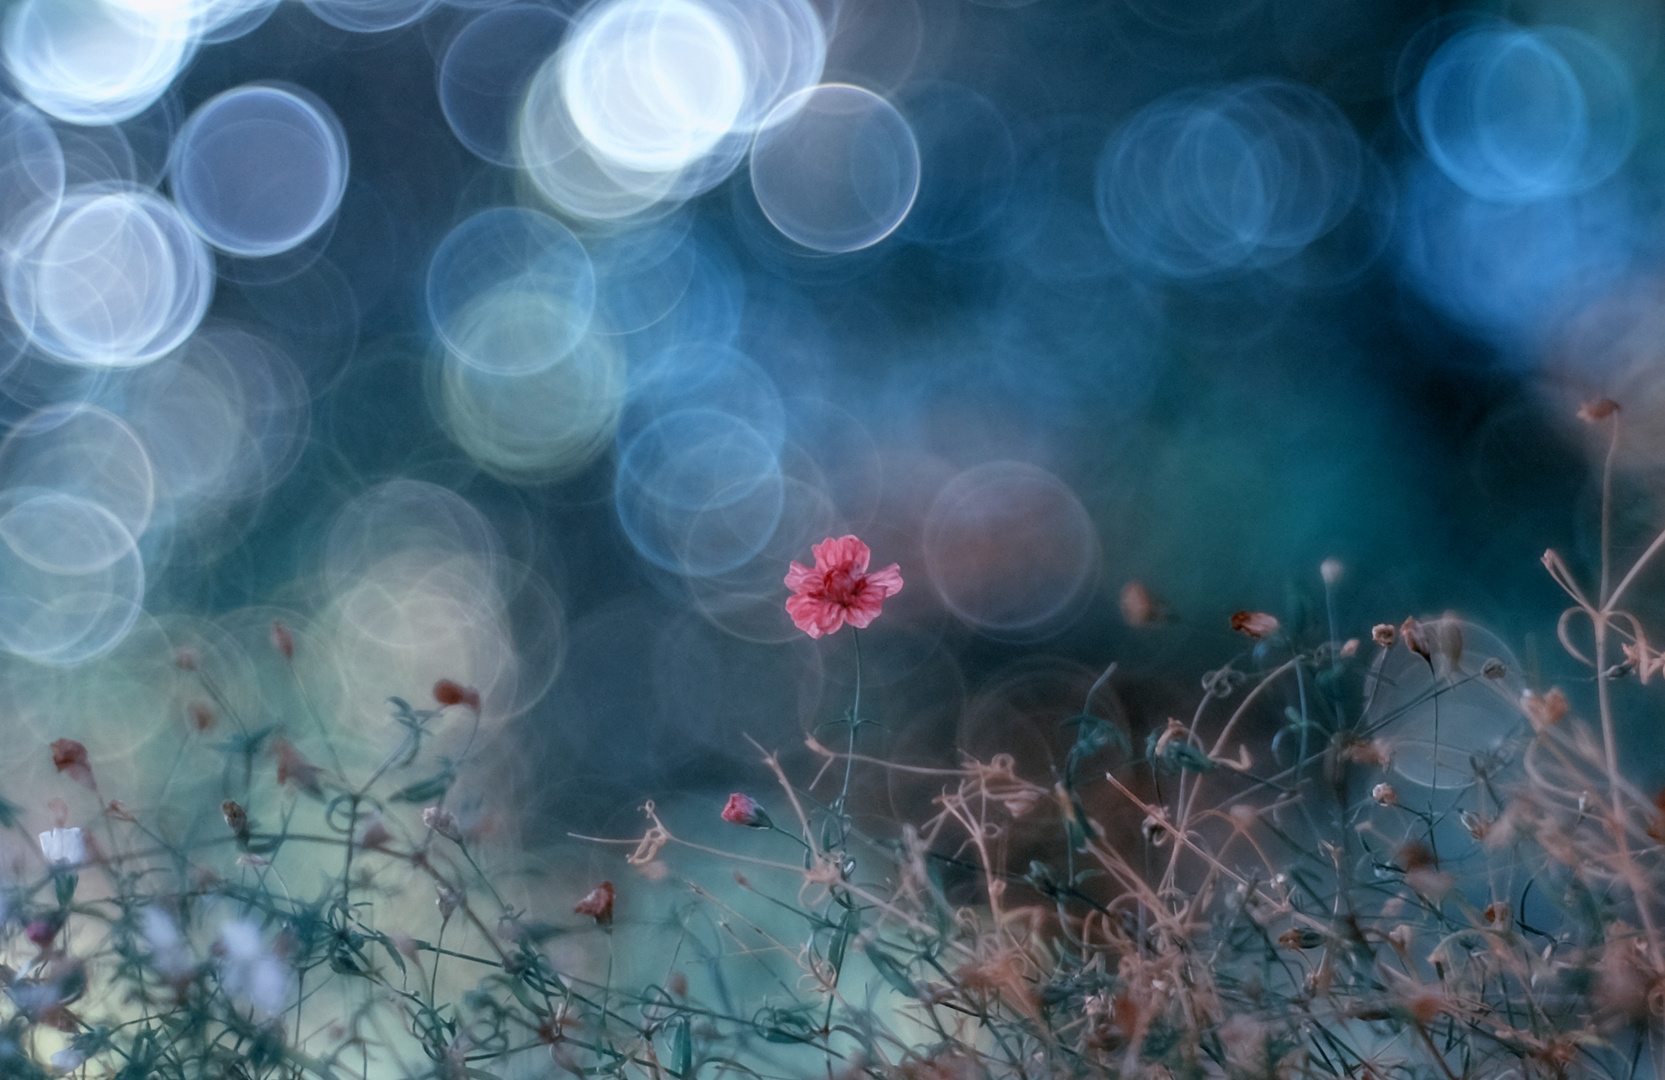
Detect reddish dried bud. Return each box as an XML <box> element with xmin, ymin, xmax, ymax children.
<box><xmin>1230</xmin><ymin>611</ymin><xmax>1280</xmax><ymax>639</ymax></box>
<box><xmin>1372</xmin><ymin>623</ymin><xmax>1396</xmax><ymax>647</ymax></box>
<box><xmin>1400</xmin><ymin>617</ymin><xmax>1429</xmax><ymax>662</ymax></box>
<box><xmin>357</xmin><ymin>814</ymin><xmax>394</xmax><ymax>851</ymax></box>
<box><xmin>433</xmin><ymin>679</ymin><xmax>481</xmax><ymax>711</ymax></box>
<box><xmin>720</xmin><ymin>793</ymin><xmax>770</xmax><ymax>828</ymax></box>
<box><xmin>272</xmin><ymin>738</ymin><xmax>324</xmax><ymax>797</ymax></box>
<box><xmin>1119</xmin><ymin>581</ymin><xmax>1157</xmax><ymax>627</ymax></box>
<box><xmin>50</xmin><ymin>739</ymin><xmax>95</xmax><ymax>791</ymax></box>
<box><xmin>1372</xmin><ymin>783</ymin><xmax>1397</xmax><ymax>807</ymax></box>
<box><xmin>1578</xmin><ymin>398</ymin><xmax>1619</xmax><ymax>423</ymax></box>
<box><xmin>222</xmin><ymin>800</ymin><xmax>249</xmax><ymax>842</ymax></box>
<box><xmin>574</xmin><ymin>881</ymin><xmax>615</xmax><ymax>924</ymax></box>
<box><xmin>187</xmin><ymin>701</ymin><xmax>215</xmax><ymax>732</ymax></box>
<box><xmin>270</xmin><ymin>620</ymin><xmax>294</xmax><ymax>660</ymax></box>
<box><xmin>1522</xmin><ymin>688</ymin><xmax>1568</xmax><ymax>732</ymax></box>
<box><xmin>105</xmin><ymin>800</ymin><xmax>134</xmax><ymax>822</ymax></box>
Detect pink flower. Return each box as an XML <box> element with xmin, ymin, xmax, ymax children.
<box><xmin>721</xmin><ymin>793</ymin><xmax>771</xmax><ymax>828</ymax></box>
<box><xmin>784</xmin><ymin>535</ymin><xmax>903</xmax><ymax>639</ymax></box>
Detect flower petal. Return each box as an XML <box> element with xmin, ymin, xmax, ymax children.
<box><xmin>784</xmin><ymin>561</ymin><xmax>816</xmax><ymax>592</ymax></box>
<box><xmin>812</xmin><ymin>535</ymin><xmax>869</xmax><ymax>575</ymax></box>
<box><xmin>786</xmin><ymin>594</ymin><xmax>830</xmax><ymax>637</ymax></box>
<box><xmin>864</xmin><ymin>563</ymin><xmax>903</xmax><ymax>597</ymax></box>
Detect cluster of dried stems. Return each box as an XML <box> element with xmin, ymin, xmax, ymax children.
<box><xmin>4</xmin><ymin>402</ymin><xmax>1665</xmax><ymax>1080</ymax></box>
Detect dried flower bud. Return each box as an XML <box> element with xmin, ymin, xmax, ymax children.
<box><xmin>174</xmin><ymin>647</ymin><xmax>199</xmax><ymax>672</ymax></box>
<box><xmin>1578</xmin><ymin>398</ymin><xmax>1619</xmax><ymax>423</ymax></box>
<box><xmin>270</xmin><ymin>620</ymin><xmax>294</xmax><ymax>660</ymax></box>
<box><xmin>357</xmin><ymin>814</ymin><xmax>393</xmax><ymax>851</ymax></box>
<box><xmin>50</xmin><ymin>739</ymin><xmax>95</xmax><ymax>791</ymax></box>
<box><xmin>422</xmin><ymin>805</ymin><xmax>462</xmax><ymax>842</ymax></box>
<box><xmin>574</xmin><ymin>881</ymin><xmax>615</xmax><ymax>924</ymax></box>
<box><xmin>433</xmin><ymin>679</ymin><xmax>481</xmax><ymax>711</ymax></box>
<box><xmin>272</xmin><ymin>737</ymin><xmax>324</xmax><ymax>797</ymax></box>
<box><xmin>222</xmin><ymin>800</ymin><xmax>250</xmax><ymax>843</ymax></box>
<box><xmin>389</xmin><ymin>932</ymin><xmax>420</xmax><ymax>964</ymax></box>
<box><xmin>1339</xmin><ymin>638</ymin><xmax>1359</xmax><ymax>657</ymax></box>
<box><xmin>1460</xmin><ymin>809</ymin><xmax>1490</xmax><ymax>840</ymax></box>
<box><xmin>1481</xmin><ymin>657</ymin><xmax>1506</xmax><ymax>679</ymax></box>
<box><xmin>1400</xmin><ymin>617</ymin><xmax>1428</xmax><ymax>662</ymax></box>
<box><xmin>1230</xmin><ymin>611</ymin><xmax>1280</xmax><ymax>639</ymax></box>
<box><xmin>720</xmin><ymin>793</ymin><xmax>770</xmax><ymax>828</ymax></box>
<box><xmin>1320</xmin><ymin>558</ymin><xmax>1344</xmax><ymax>587</ymax></box>
<box><xmin>1372</xmin><ymin>623</ymin><xmax>1396</xmax><ymax>647</ymax></box>
<box><xmin>1278</xmin><ymin>928</ymin><xmax>1324</xmax><ymax>950</ymax></box>
<box><xmin>435</xmin><ymin>883</ymin><xmax>462</xmax><ymax>920</ymax></box>
<box><xmin>1483</xmin><ymin>901</ymin><xmax>1509</xmax><ymax>925</ymax></box>
<box><xmin>666</xmin><ymin>972</ymin><xmax>687</xmax><ymax>997</ymax></box>
<box><xmin>187</xmin><ymin>701</ymin><xmax>215</xmax><ymax>732</ymax></box>
<box><xmin>1522</xmin><ymin>687</ymin><xmax>1568</xmax><ymax>732</ymax></box>
<box><xmin>1372</xmin><ymin>783</ymin><xmax>1397</xmax><ymax>807</ymax></box>
<box><xmin>105</xmin><ymin>800</ymin><xmax>133</xmax><ymax>822</ymax></box>
<box><xmin>1119</xmin><ymin>581</ymin><xmax>1157</xmax><ymax>627</ymax></box>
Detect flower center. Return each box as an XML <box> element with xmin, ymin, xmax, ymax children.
<box><xmin>822</xmin><ymin>568</ymin><xmax>857</xmax><ymax>604</ymax></box>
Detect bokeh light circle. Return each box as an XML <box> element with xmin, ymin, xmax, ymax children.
<box><xmin>750</xmin><ymin>83</ymin><xmax>920</xmax><ymax>253</ymax></box>
<box><xmin>426</xmin><ymin>207</ymin><xmax>596</xmax><ymax>375</ymax></box>
<box><xmin>1416</xmin><ymin>26</ymin><xmax>1635</xmax><ymax>202</ymax></box>
<box><xmin>439</xmin><ymin>4</ymin><xmax>571</xmax><ymax>166</ymax></box>
<box><xmin>923</xmin><ymin>462</ymin><xmax>1098</xmax><ymax>634</ymax></box>
<box><xmin>5</xmin><ymin>184</ymin><xmax>214</xmax><ymax>368</ymax></box>
<box><xmin>171</xmin><ymin>84</ymin><xmax>349</xmax><ymax>257</ymax></box>
<box><xmin>560</xmin><ymin>0</ymin><xmax>746</xmax><ymax>174</ymax></box>
<box><xmin>0</xmin><ymin>492</ymin><xmax>145</xmax><ymax>666</ymax></box>
<box><xmin>2</xmin><ymin>0</ymin><xmax>191</xmax><ymax>126</ymax></box>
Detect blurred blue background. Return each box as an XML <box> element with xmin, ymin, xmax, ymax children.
<box><xmin>0</xmin><ymin>0</ymin><xmax>1659</xmax><ymax>829</ymax></box>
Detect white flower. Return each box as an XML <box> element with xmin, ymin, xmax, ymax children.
<box><xmin>49</xmin><ymin>1049</ymin><xmax>83</xmax><ymax>1072</ymax></box>
<box><xmin>142</xmin><ymin>907</ymin><xmax>195</xmax><ymax>981</ymax></box>
<box><xmin>49</xmin><ymin>1048</ymin><xmax>85</xmax><ymax>1074</ymax></box>
<box><xmin>39</xmin><ymin>828</ymin><xmax>84</xmax><ymax>867</ymax></box>
<box><xmin>218</xmin><ymin>919</ymin><xmax>290</xmax><ymax>1019</ymax></box>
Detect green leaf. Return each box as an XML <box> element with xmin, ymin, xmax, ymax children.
<box><xmin>864</xmin><ymin>945</ymin><xmax>918</xmax><ymax>998</ymax></box>
<box><xmin>389</xmin><ymin>768</ymin><xmax>456</xmax><ymax>803</ymax></box>
<box><xmin>828</xmin><ymin>905</ymin><xmax>859</xmax><ymax>974</ymax></box>
<box><xmin>377</xmin><ymin>934</ymin><xmax>407</xmax><ymax>976</ymax></box>
<box><xmin>673</xmin><ymin>1017</ymin><xmax>692</xmax><ymax>1077</ymax></box>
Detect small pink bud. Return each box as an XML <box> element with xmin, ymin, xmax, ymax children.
<box><xmin>433</xmin><ymin>679</ymin><xmax>481</xmax><ymax>711</ymax></box>
<box><xmin>174</xmin><ymin>647</ymin><xmax>199</xmax><ymax>671</ymax></box>
<box><xmin>720</xmin><ymin>793</ymin><xmax>770</xmax><ymax>828</ymax></box>
<box><xmin>357</xmin><ymin>814</ymin><xmax>394</xmax><ymax>851</ymax></box>
<box><xmin>187</xmin><ymin>701</ymin><xmax>215</xmax><ymax>732</ymax></box>
<box><xmin>1230</xmin><ymin>611</ymin><xmax>1280</xmax><ymax>639</ymax></box>
<box><xmin>270</xmin><ymin>620</ymin><xmax>294</xmax><ymax>660</ymax></box>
